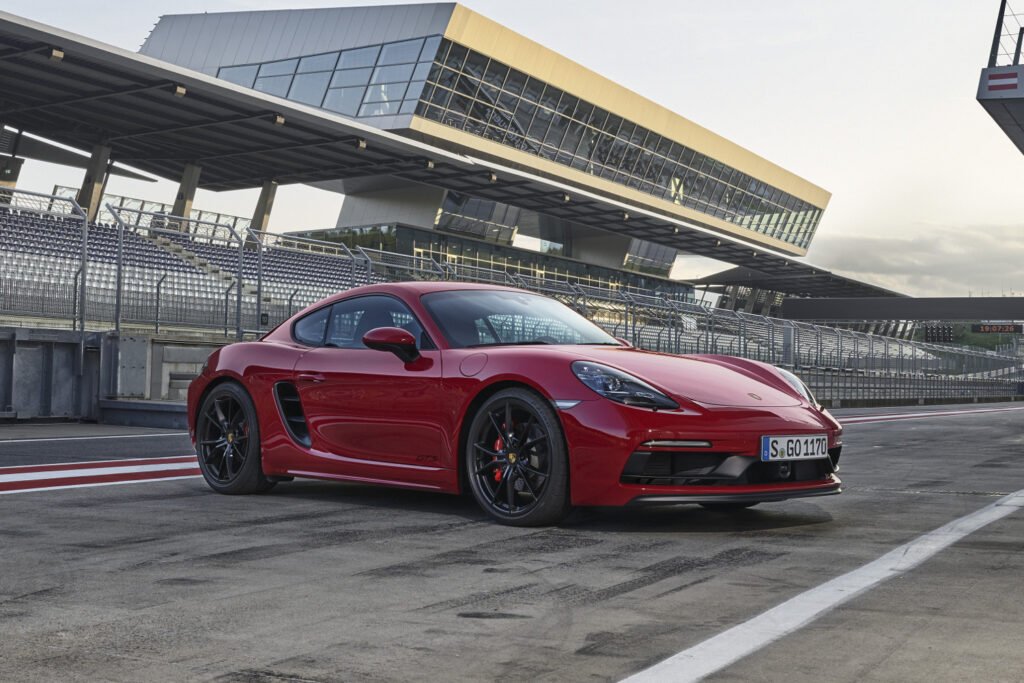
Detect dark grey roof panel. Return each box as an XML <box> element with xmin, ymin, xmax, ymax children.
<box><xmin>691</xmin><ymin>266</ymin><xmax>904</xmax><ymax>299</ymax></box>
<box><xmin>141</xmin><ymin>4</ymin><xmax>455</xmax><ymax>76</ymax></box>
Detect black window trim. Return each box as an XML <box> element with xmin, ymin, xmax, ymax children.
<box><xmin>291</xmin><ymin>303</ymin><xmax>331</xmax><ymax>347</ymax></box>
<box><xmin>290</xmin><ymin>293</ymin><xmax>436</xmax><ymax>350</ymax></box>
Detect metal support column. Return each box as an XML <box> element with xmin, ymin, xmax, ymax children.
<box><xmin>75</xmin><ymin>143</ymin><xmax>111</xmax><ymax>222</ymax></box>
<box><xmin>171</xmin><ymin>162</ymin><xmax>202</xmax><ymax>219</ymax></box>
<box><xmin>250</xmin><ymin>179</ymin><xmax>278</xmax><ymax>232</ymax></box>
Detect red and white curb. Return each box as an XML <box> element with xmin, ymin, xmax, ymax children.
<box><xmin>0</xmin><ymin>456</ymin><xmax>200</xmax><ymax>495</ymax></box>
<box><xmin>841</xmin><ymin>405</ymin><xmax>1024</xmax><ymax>425</ymax></box>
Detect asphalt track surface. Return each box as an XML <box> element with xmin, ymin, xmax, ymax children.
<box><xmin>1</xmin><ymin>403</ymin><xmax>1022</xmax><ymax>682</ymax></box>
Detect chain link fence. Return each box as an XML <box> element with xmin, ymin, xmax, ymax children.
<box><xmin>1</xmin><ymin>189</ymin><xmax>1021</xmax><ymax>405</ymax></box>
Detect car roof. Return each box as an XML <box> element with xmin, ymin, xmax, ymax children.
<box><xmin>316</xmin><ymin>281</ymin><xmax>522</xmax><ymax>306</ymax></box>
<box><xmin>261</xmin><ymin>281</ymin><xmax>528</xmax><ymax>343</ymax></box>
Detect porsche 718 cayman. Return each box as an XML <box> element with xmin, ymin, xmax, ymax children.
<box><xmin>188</xmin><ymin>282</ymin><xmax>843</xmax><ymax>526</ymax></box>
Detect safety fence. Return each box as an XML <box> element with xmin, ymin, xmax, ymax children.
<box><xmin>0</xmin><ymin>189</ymin><xmax>1021</xmax><ymax>405</ymax></box>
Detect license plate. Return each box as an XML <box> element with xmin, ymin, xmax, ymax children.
<box><xmin>760</xmin><ymin>434</ymin><xmax>829</xmax><ymax>462</ymax></box>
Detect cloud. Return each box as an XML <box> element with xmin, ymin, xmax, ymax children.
<box><xmin>806</xmin><ymin>224</ymin><xmax>1024</xmax><ymax>297</ymax></box>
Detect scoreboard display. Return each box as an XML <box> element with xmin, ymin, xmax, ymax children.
<box><xmin>971</xmin><ymin>324</ymin><xmax>1023</xmax><ymax>334</ymax></box>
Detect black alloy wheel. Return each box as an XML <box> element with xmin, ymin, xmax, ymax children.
<box><xmin>195</xmin><ymin>382</ymin><xmax>275</xmax><ymax>494</ymax></box>
<box><xmin>465</xmin><ymin>388</ymin><xmax>569</xmax><ymax>526</ymax></box>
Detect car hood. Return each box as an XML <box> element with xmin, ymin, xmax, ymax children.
<box><xmin>571</xmin><ymin>347</ymin><xmax>802</xmax><ymax>408</ymax></box>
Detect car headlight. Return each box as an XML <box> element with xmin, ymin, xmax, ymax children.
<box><xmin>777</xmin><ymin>367</ymin><xmax>818</xmax><ymax>407</ymax></box>
<box><xmin>571</xmin><ymin>361</ymin><xmax>679</xmax><ymax>410</ymax></box>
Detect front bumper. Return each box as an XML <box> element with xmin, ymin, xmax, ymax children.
<box><xmin>557</xmin><ymin>397</ymin><xmax>843</xmax><ymax>507</ymax></box>
<box><xmin>628</xmin><ymin>480</ymin><xmax>842</xmax><ymax>506</ymax></box>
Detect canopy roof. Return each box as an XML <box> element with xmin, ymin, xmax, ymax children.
<box><xmin>0</xmin><ymin>10</ymin><xmax>898</xmax><ymax>299</ymax></box>
<box><xmin>690</xmin><ymin>266</ymin><xmax>903</xmax><ymax>299</ymax></box>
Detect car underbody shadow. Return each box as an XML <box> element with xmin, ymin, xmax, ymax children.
<box><xmin>558</xmin><ymin>502</ymin><xmax>835</xmax><ymax>533</ymax></box>
<box><xmin>259</xmin><ymin>479</ymin><xmax>834</xmax><ymax>531</ymax></box>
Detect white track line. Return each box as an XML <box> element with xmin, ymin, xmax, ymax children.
<box><xmin>623</xmin><ymin>488</ymin><xmax>1024</xmax><ymax>682</ymax></box>
<box><xmin>0</xmin><ymin>432</ymin><xmax>189</xmax><ymax>444</ymax></box>
<box><xmin>841</xmin><ymin>405</ymin><xmax>1024</xmax><ymax>424</ymax></box>
<box><xmin>0</xmin><ymin>475</ymin><xmax>201</xmax><ymax>496</ymax></box>
<box><xmin>0</xmin><ymin>455</ymin><xmax>196</xmax><ymax>472</ymax></box>
<box><xmin>0</xmin><ymin>461</ymin><xmax>198</xmax><ymax>484</ymax></box>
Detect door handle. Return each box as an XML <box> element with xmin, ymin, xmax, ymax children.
<box><xmin>297</xmin><ymin>372</ymin><xmax>326</xmax><ymax>383</ymax></box>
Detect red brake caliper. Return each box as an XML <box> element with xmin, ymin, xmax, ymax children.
<box><xmin>493</xmin><ymin>428</ymin><xmax>506</xmax><ymax>482</ymax></box>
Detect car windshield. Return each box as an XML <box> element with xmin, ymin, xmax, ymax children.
<box><xmin>422</xmin><ymin>289</ymin><xmax>620</xmax><ymax>349</ymax></box>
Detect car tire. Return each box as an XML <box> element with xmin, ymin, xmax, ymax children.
<box><xmin>195</xmin><ymin>381</ymin><xmax>276</xmax><ymax>495</ymax></box>
<box><xmin>465</xmin><ymin>387</ymin><xmax>570</xmax><ymax>526</ymax></box>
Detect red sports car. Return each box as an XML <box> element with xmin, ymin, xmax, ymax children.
<box><xmin>188</xmin><ymin>282</ymin><xmax>842</xmax><ymax>526</ymax></box>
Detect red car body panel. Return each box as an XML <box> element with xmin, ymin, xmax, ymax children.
<box><xmin>188</xmin><ymin>282</ymin><xmax>842</xmax><ymax>507</ymax></box>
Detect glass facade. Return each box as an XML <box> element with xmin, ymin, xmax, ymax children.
<box><xmin>417</xmin><ymin>40</ymin><xmax>823</xmax><ymax>249</ymax></box>
<box><xmin>623</xmin><ymin>239</ymin><xmax>676</xmax><ymax>277</ymax></box>
<box><xmin>218</xmin><ymin>36</ymin><xmax>442</xmax><ymax>119</ymax></box>
<box><xmin>215</xmin><ymin>35</ymin><xmax>823</xmax><ymax>251</ymax></box>
<box><xmin>436</xmin><ymin>192</ymin><xmax>520</xmax><ymax>246</ymax></box>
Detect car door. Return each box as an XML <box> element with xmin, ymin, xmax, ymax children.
<box><xmin>292</xmin><ymin>294</ymin><xmax>446</xmax><ymax>474</ymax></box>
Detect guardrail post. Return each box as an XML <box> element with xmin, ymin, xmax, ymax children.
<box><xmin>704</xmin><ymin>308</ymin><xmax>713</xmax><ymax>353</ymax></box>
<box><xmin>356</xmin><ymin>246</ymin><xmax>375</xmax><ymax>284</ymax></box>
<box><xmin>112</xmin><ymin>207</ymin><xmax>124</xmax><ymax>335</ymax></box>
<box><xmin>155</xmin><ymin>273</ymin><xmax>166</xmax><ymax>334</ymax></box>
<box><xmin>255</xmin><ymin>238</ymin><xmax>263</xmax><ymax>334</ymax></box>
<box><xmin>338</xmin><ymin>242</ymin><xmax>357</xmax><ymax>288</ymax></box>
<box><xmin>235</xmin><ymin>236</ymin><xmax>244</xmax><ymax>341</ymax></box>
<box><xmin>782</xmin><ymin>322</ymin><xmax>795</xmax><ymax>367</ymax></box>
<box><xmin>223</xmin><ymin>283</ymin><xmax>234</xmax><ymax>338</ymax></box>
<box><xmin>72</xmin><ymin>268</ymin><xmax>81</xmax><ymax>331</ymax></box>
<box><xmin>430</xmin><ymin>257</ymin><xmax>446</xmax><ymax>280</ymax></box>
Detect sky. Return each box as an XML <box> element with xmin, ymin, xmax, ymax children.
<box><xmin>5</xmin><ymin>0</ymin><xmax>1024</xmax><ymax>297</ymax></box>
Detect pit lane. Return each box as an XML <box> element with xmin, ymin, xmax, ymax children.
<box><xmin>0</xmin><ymin>402</ymin><xmax>1021</xmax><ymax>682</ymax></box>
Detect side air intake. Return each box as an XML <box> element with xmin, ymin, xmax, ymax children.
<box><xmin>274</xmin><ymin>382</ymin><xmax>311</xmax><ymax>447</ymax></box>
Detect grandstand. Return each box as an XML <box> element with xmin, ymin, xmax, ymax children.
<box><xmin>1</xmin><ymin>189</ymin><xmax>1017</xmax><ymax>381</ymax></box>
<box><xmin>2</xmin><ymin>189</ymin><xmax>1022</xmax><ymax>420</ymax></box>
<box><xmin>0</xmin><ymin>6</ymin><xmax>1020</xmax><ymax>420</ymax></box>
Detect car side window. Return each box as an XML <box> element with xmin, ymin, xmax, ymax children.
<box><xmin>293</xmin><ymin>306</ymin><xmax>331</xmax><ymax>346</ymax></box>
<box><xmin>325</xmin><ymin>296</ymin><xmax>432</xmax><ymax>350</ymax></box>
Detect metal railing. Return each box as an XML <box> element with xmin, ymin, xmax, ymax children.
<box><xmin>989</xmin><ymin>0</ymin><xmax>1024</xmax><ymax>67</ymax></box>
<box><xmin>106</xmin><ymin>204</ymin><xmax>247</xmax><ymax>340</ymax></box>
<box><xmin>1</xmin><ymin>189</ymin><xmax>1022</xmax><ymax>404</ymax></box>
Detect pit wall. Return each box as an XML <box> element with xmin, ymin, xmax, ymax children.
<box><xmin>1</xmin><ymin>327</ymin><xmax>220</xmax><ymax>422</ymax></box>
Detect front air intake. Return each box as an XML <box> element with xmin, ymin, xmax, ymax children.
<box><xmin>274</xmin><ymin>382</ymin><xmax>311</xmax><ymax>447</ymax></box>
